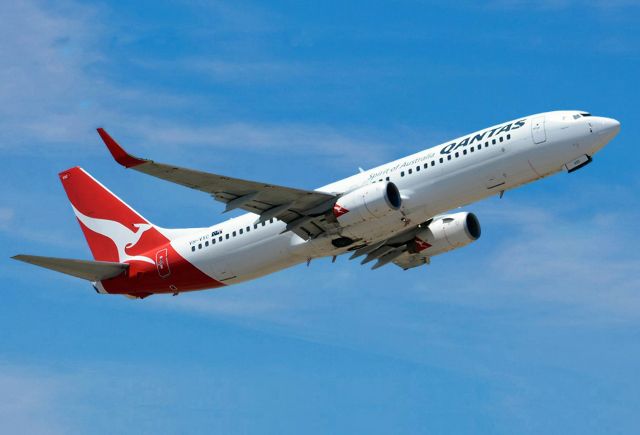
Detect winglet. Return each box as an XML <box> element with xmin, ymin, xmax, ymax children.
<box><xmin>97</xmin><ymin>128</ymin><xmax>147</xmax><ymax>168</ymax></box>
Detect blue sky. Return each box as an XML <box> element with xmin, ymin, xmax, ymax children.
<box><xmin>1</xmin><ymin>1</ymin><xmax>640</xmax><ymax>433</ymax></box>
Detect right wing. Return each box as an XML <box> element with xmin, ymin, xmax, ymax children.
<box><xmin>97</xmin><ymin>128</ymin><xmax>338</xmax><ymax>239</ymax></box>
<box><xmin>348</xmin><ymin>222</ymin><xmax>432</xmax><ymax>270</ymax></box>
<box><xmin>12</xmin><ymin>255</ymin><xmax>128</xmax><ymax>281</ymax></box>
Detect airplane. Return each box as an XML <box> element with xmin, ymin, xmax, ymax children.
<box><xmin>12</xmin><ymin>111</ymin><xmax>620</xmax><ymax>299</ymax></box>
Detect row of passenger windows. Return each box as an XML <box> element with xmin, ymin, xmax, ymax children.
<box><xmin>375</xmin><ymin>134</ymin><xmax>512</xmax><ymax>182</ymax></box>
<box><xmin>193</xmin><ymin>133</ymin><xmax>514</xmax><ymax>251</ymax></box>
<box><xmin>191</xmin><ymin>217</ymin><xmax>276</xmax><ymax>251</ymax></box>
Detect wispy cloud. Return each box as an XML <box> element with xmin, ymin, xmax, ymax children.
<box><xmin>149</xmin><ymin>292</ymin><xmax>285</xmax><ymax>318</ymax></box>
<box><xmin>0</xmin><ymin>207</ymin><xmax>14</xmax><ymax>230</ymax></box>
<box><xmin>0</xmin><ymin>0</ymin><xmax>402</xmax><ymax>171</ymax></box>
<box><xmin>485</xmin><ymin>0</ymin><xmax>640</xmax><ymax>10</ymax></box>
<box><xmin>178</xmin><ymin>59</ymin><xmax>308</xmax><ymax>83</ymax></box>
<box><xmin>124</xmin><ymin>120</ymin><xmax>394</xmax><ymax>167</ymax></box>
<box><xmin>0</xmin><ymin>363</ymin><xmax>68</xmax><ymax>435</ymax></box>
<box><xmin>489</xmin><ymin>207</ymin><xmax>640</xmax><ymax>320</ymax></box>
<box><xmin>0</xmin><ymin>1</ymin><xmax>106</xmax><ymax>149</ymax></box>
<box><xmin>408</xmin><ymin>192</ymin><xmax>640</xmax><ymax>323</ymax></box>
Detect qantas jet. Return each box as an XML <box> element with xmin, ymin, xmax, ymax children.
<box><xmin>13</xmin><ymin>111</ymin><xmax>620</xmax><ymax>298</ymax></box>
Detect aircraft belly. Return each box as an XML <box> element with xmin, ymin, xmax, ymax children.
<box><xmin>217</xmin><ymin>232</ymin><xmax>308</xmax><ymax>284</ymax></box>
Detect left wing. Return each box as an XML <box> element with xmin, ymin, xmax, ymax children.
<box><xmin>97</xmin><ymin>129</ymin><xmax>338</xmax><ymax>239</ymax></box>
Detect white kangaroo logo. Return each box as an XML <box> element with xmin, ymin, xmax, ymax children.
<box><xmin>72</xmin><ymin>206</ymin><xmax>155</xmax><ymax>264</ymax></box>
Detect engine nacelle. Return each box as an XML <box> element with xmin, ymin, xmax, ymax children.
<box><xmin>332</xmin><ymin>182</ymin><xmax>402</xmax><ymax>228</ymax></box>
<box><xmin>411</xmin><ymin>212</ymin><xmax>481</xmax><ymax>257</ymax></box>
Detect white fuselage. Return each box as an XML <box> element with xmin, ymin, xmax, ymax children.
<box><xmin>172</xmin><ymin>111</ymin><xmax>620</xmax><ymax>284</ymax></box>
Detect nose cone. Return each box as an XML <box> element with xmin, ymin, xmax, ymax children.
<box><xmin>598</xmin><ymin>117</ymin><xmax>621</xmax><ymax>141</ymax></box>
<box><xmin>600</xmin><ymin>117</ymin><xmax>621</xmax><ymax>135</ymax></box>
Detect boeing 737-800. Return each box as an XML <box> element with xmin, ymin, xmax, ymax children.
<box><xmin>13</xmin><ymin>111</ymin><xmax>620</xmax><ymax>298</ymax></box>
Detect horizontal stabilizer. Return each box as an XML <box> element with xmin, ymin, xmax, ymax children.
<box><xmin>12</xmin><ymin>255</ymin><xmax>129</xmax><ymax>281</ymax></box>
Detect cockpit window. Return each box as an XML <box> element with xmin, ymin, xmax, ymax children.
<box><xmin>580</xmin><ymin>112</ymin><xmax>592</xmax><ymax>117</ymax></box>
<box><xmin>573</xmin><ymin>114</ymin><xmax>582</xmax><ymax>120</ymax></box>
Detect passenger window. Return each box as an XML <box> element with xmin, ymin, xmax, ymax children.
<box><xmin>416</xmin><ymin>166</ymin><xmax>420</xmax><ymax>172</ymax></box>
<box><xmin>270</xmin><ymin>218</ymin><xmax>274</xmax><ymax>224</ymax></box>
<box><xmin>478</xmin><ymin>144</ymin><xmax>482</xmax><ymax>150</ymax></box>
<box><xmin>254</xmin><ymin>224</ymin><xmax>258</xmax><ymax>229</ymax></box>
<box><xmin>226</xmin><ymin>234</ymin><xmax>230</xmax><ymax>239</ymax></box>
<box><xmin>431</xmin><ymin>161</ymin><xmax>435</xmax><ymax>166</ymax></box>
<box><xmin>401</xmin><ymin>171</ymin><xmax>405</xmax><ymax>177</ymax></box>
<box><xmin>408</xmin><ymin>169</ymin><xmax>412</xmax><ymax>174</ymax></box>
<box><xmin>507</xmin><ymin>134</ymin><xmax>511</xmax><ymax>140</ymax></box>
<box><xmin>232</xmin><ymin>231</ymin><xmax>237</xmax><ymax>237</ymax></box>
<box><xmin>499</xmin><ymin>136</ymin><xmax>503</xmax><ymax>142</ymax></box>
<box><xmin>212</xmin><ymin>239</ymin><xmax>216</xmax><ymax>244</ymax></box>
<box><xmin>485</xmin><ymin>141</ymin><xmax>488</xmax><ymax>147</ymax></box>
<box><xmin>447</xmin><ymin>155</ymin><xmax>452</xmax><ymax>160</ymax></box>
<box><xmin>246</xmin><ymin>226</ymin><xmax>250</xmax><ymax>232</ymax></box>
<box><xmin>262</xmin><ymin>222</ymin><xmax>266</xmax><ymax>227</ymax></box>
<box><xmin>463</xmin><ymin>149</ymin><xmax>467</xmax><ymax>155</ymax></box>
<box><xmin>239</xmin><ymin>228</ymin><xmax>243</xmax><ymax>234</ymax></box>
<box><xmin>205</xmin><ymin>241</ymin><xmax>209</xmax><ymax>247</ymax></box>
<box><xmin>455</xmin><ymin>152</ymin><xmax>459</xmax><ymax>158</ymax></box>
<box><xmin>439</xmin><ymin>158</ymin><xmax>443</xmax><ymax>163</ymax></box>
<box><xmin>424</xmin><ymin>163</ymin><xmax>428</xmax><ymax>169</ymax></box>
<box><xmin>471</xmin><ymin>147</ymin><xmax>475</xmax><ymax>152</ymax></box>
<box><xmin>492</xmin><ymin>139</ymin><xmax>496</xmax><ymax>145</ymax></box>
<box><xmin>386</xmin><ymin>176</ymin><xmax>390</xmax><ymax>181</ymax></box>
<box><xmin>191</xmin><ymin>246</ymin><xmax>195</xmax><ymax>252</ymax></box>
<box><xmin>218</xmin><ymin>236</ymin><xmax>223</xmax><ymax>242</ymax></box>
<box><xmin>198</xmin><ymin>243</ymin><xmax>202</xmax><ymax>249</ymax></box>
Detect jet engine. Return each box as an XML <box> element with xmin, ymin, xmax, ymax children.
<box><xmin>332</xmin><ymin>182</ymin><xmax>402</xmax><ymax>228</ymax></box>
<box><xmin>410</xmin><ymin>212</ymin><xmax>481</xmax><ymax>257</ymax></box>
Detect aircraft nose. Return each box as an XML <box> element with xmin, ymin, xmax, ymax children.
<box><xmin>598</xmin><ymin>117</ymin><xmax>621</xmax><ymax>139</ymax></box>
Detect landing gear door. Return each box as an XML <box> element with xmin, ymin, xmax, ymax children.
<box><xmin>531</xmin><ymin>116</ymin><xmax>546</xmax><ymax>144</ymax></box>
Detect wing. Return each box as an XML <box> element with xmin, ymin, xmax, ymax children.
<box><xmin>97</xmin><ymin>129</ymin><xmax>338</xmax><ymax>239</ymax></box>
<box><xmin>12</xmin><ymin>255</ymin><xmax>128</xmax><ymax>281</ymax></box>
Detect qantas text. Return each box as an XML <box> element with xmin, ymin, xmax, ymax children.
<box><xmin>440</xmin><ymin>119</ymin><xmax>527</xmax><ymax>155</ymax></box>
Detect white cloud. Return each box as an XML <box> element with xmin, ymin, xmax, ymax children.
<box><xmin>489</xmin><ymin>206</ymin><xmax>640</xmax><ymax>319</ymax></box>
<box><xmin>149</xmin><ymin>291</ymin><xmax>284</xmax><ymax>318</ymax></box>
<box><xmin>182</xmin><ymin>59</ymin><xmax>308</xmax><ymax>83</ymax></box>
<box><xmin>0</xmin><ymin>364</ymin><xmax>68</xmax><ymax>435</ymax></box>
<box><xmin>485</xmin><ymin>0</ymin><xmax>640</xmax><ymax>10</ymax></box>
<box><xmin>406</xmin><ymin>193</ymin><xmax>640</xmax><ymax>323</ymax></box>
<box><xmin>0</xmin><ymin>0</ymin><xmax>401</xmax><ymax>170</ymax></box>
<box><xmin>0</xmin><ymin>207</ymin><xmax>14</xmax><ymax>230</ymax></box>
<box><xmin>124</xmin><ymin>120</ymin><xmax>394</xmax><ymax>167</ymax></box>
<box><xmin>0</xmin><ymin>1</ymin><xmax>105</xmax><ymax>148</ymax></box>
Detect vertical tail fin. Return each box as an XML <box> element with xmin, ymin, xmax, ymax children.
<box><xmin>59</xmin><ymin>167</ymin><xmax>168</xmax><ymax>264</ymax></box>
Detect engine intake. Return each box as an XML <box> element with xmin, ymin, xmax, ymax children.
<box><xmin>411</xmin><ymin>212</ymin><xmax>481</xmax><ymax>257</ymax></box>
<box><xmin>332</xmin><ymin>182</ymin><xmax>402</xmax><ymax>228</ymax></box>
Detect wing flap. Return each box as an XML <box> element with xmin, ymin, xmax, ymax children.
<box><xmin>392</xmin><ymin>253</ymin><xmax>430</xmax><ymax>270</ymax></box>
<box><xmin>347</xmin><ymin>223</ymin><xmax>433</xmax><ymax>270</ymax></box>
<box><xmin>12</xmin><ymin>255</ymin><xmax>129</xmax><ymax>281</ymax></box>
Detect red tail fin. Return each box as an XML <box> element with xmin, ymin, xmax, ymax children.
<box><xmin>59</xmin><ymin>167</ymin><xmax>168</xmax><ymax>264</ymax></box>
